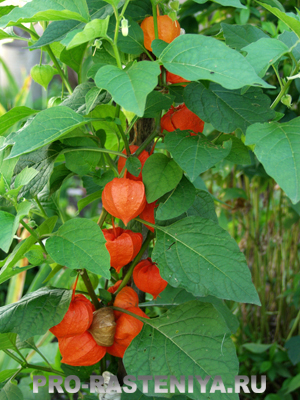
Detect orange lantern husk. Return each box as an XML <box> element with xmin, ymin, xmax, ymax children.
<box><xmin>102</xmin><ymin>178</ymin><xmax>146</xmax><ymax>226</ymax></box>
<box><xmin>133</xmin><ymin>258</ymin><xmax>168</xmax><ymax>299</ymax></box>
<box><xmin>161</xmin><ymin>104</ymin><xmax>204</xmax><ymax>135</ymax></box>
<box><xmin>50</xmin><ymin>294</ymin><xmax>94</xmax><ymax>338</ymax></box>
<box><xmin>166</xmin><ymin>71</ymin><xmax>190</xmax><ymax>86</ymax></box>
<box><xmin>139</xmin><ymin>201</ymin><xmax>157</xmax><ymax>233</ymax></box>
<box><xmin>141</xmin><ymin>15</ymin><xmax>181</xmax><ymax>51</ymax></box>
<box><xmin>113</xmin><ymin>287</ymin><xmax>139</xmax><ymax>319</ymax></box>
<box><xmin>59</xmin><ymin>331</ymin><xmax>106</xmax><ymax>366</ymax></box>
<box><xmin>103</xmin><ymin>227</ymin><xmax>143</xmax><ymax>273</ymax></box>
<box><xmin>107</xmin><ymin>306</ymin><xmax>149</xmax><ymax>358</ymax></box>
<box><xmin>118</xmin><ymin>145</ymin><xmax>149</xmax><ymax>181</ymax></box>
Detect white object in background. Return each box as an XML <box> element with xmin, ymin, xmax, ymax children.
<box><xmin>96</xmin><ymin>372</ymin><xmax>122</xmax><ymax>400</ymax></box>
<box><xmin>1</xmin><ymin>0</ymin><xmax>27</xmax><ymax>5</ymax></box>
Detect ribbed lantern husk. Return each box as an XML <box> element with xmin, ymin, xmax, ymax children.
<box><xmin>88</xmin><ymin>307</ymin><xmax>116</xmax><ymax>347</ymax></box>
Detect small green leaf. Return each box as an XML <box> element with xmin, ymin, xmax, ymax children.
<box><xmin>156</xmin><ymin>176</ymin><xmax>196</xmax><ymax>220</ymax></box>
<box><xmin>67</xmin><ymin>16</ymin><xmax>110</xmax><ymax>50</ymax></box>
<box><xmin>194</xmin><ymin>0</ymin><xmax>246</xmax><ymax>8</ymax></box>
<box><xmin>45</xmin><ymin>218</ymin><xmax>111</xmax><ymax>278</ymax></box>
<box><xmin>14</xmin><ymin>167</ymin><xmax>39</xmax><ymax>189</ymax></box>
<box><xmin>95</xmin><ymin>61</ymin><xmax>161</xmax><ymax>116</ymax></box>
<box><xmin>159</xmin><ymin>34</ymin><xmax>273</xmax><ymax>90</ymax></box>
<box><xmin>77</xmin><ymin>190</ymin><xmax>103</xmax><ymax>213</ymax></box>
<box><xmin>85</xmin><ymin>87</ymin><xmax>104</xmax><ymax>114</ymax></box>
<box><xmin>0</xmin><ymin>287</ymin><xmax>72</xmax><ymax>340</ymax></box>
<box><xmin>125</xmin><ymin>157</ymin><xmax>141</xmax><ymax>177</ymax></box>
<box><xmin>0</xmin><ymin>107</ymin><xmax>39</xmax><ymax>136</ymax></box>
<box><xmin>143</xmin><ymin>153</ymin><xmax>183</xmax><ymax>203</ymax></box>
<box><xmin>245</xmin><ymin>119</ymin><xmax>300</xmax><ymax>204</ymax></box>
<box><xmin>30</xmin><ymin>65</ymin><xmax>56</xmax><ymax>90</ymax></box>
<box><xmin>165</xmin><ymin>131</ymin><xmax>232</xmax><ymax>181</ymax></box>
<box><xmin>0</xmin><ymin>212</ymin><xmax>18</xmax><ymax>253</ymax></box>
<box><xmin>144</xmin><ymin>91</ymin><xmax>175</xmax><ymax>118</ymax></box>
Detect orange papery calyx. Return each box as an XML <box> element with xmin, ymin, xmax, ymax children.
<box><xmin>50</xmin><ymin>276</ymin><xmax>94</xmax><ymax>338</ymax></box>
<box><xmin>139</xmin><ymin>201</ymin><xmax>157</xmax><ymax>233</ymax></box>
<box><xmin>107</xmin><ymin>306</ymin><xmax>149</xmax><ymax>358</ymax></box>
<box><xmin>102</xmin><ymin>222</ymin><xmax>143</xmax><ymax>273</ymax></box>
<box><xmin>102</xmin><ymin>178</ymin><xmax>147</xmax><ymax>225</ymax></box>
<box><xmin>113</xmin><ymin>286</ymin><xmax>139</xmax><ymax>319</ymax></box>
<box><xmin>166</xmin><ymin>71</ymin><xmax>190</xmax><ymax>86</ymax></box>
<box><xmin>59</xmin><ymin>331</ymin><xmax>106</xmax><ymax>366</ymax></box>
<box><xmin>117</xmin><ymin>145</ymin><xmax>149</xmax><ymax>181</ymax></box>
<box><xmin>133</xmin><ymin>258</ymin><xmax>168</xmax><ymax>299</ymax></box>
<box><xmin>161</xmin><ymin>104</ymin><xmax>204</xmax><ymax>136</ymax></box>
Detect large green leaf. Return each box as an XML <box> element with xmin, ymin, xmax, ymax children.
<box><xmin>194</xmin><ymin>0</ymin><xmax>245</xmax><ymax>8</ymax></box>
<box><xmin>67</xmin><ymin>16</ymin><xmax>110</xmax><ymax>50</ymax></box>
<box><xmin>152</xmin><ymin>216</ymin><xmax>260</xmax><ymax>305</ymax></box>
<box><xmin>2</xmin><ymin>107</ymin><xmax>98</xmax><ymax>159</ymax></box>
<box><xmin>257</xmin><ymin>2</ymin><xmax>300</xmax><ymax>40</ymax></box>
<box><xmin>45</xmin><ymin>218</ymin><xmax>111</xmax><ymax>278</ymax></box>
<box><xmin>157</xmin><ymin>34</ymin><xmax>273</xmax><ymax>90</ymax></box>
<box><xmin>221</xmin><ymin>23</ymin><xmax>268</xmax><ymax>50</ymax></box>
<box><xmin>156</xmin><ymin>176</ymin><xmax>196</xmax><ymax>220</ymax></box>
<box><xmin>140</xmin><ymin>285</ymin><xmax>239</xmax><ymax>334</ymax></box>
<box><xmin>0</xmin><ymin>107</ymin><xmax>39</xmax><ymax>136</ymax></box>
<box><xmin>245</xmin><ymin>119</ymin><xmax>300</xmax><ymax>204</ymax></box>
<box><xmin>0</xmin><ymin>0</ymin><xmax>90</xmax><ymax>27</ymax></box>
<box><xmin>0</xmin><ymin>381</ymin><xmax>23</xmax><ymax>400</ymax></box>
<box><xmin>164</xmin><ymin>131</ymin><xmax>232</xmax><ymax>181</ymax></box>
<box><xmin>0</xmin><ymin>217</ymin><xmax>57</xmax><ymax>285</ymax></box>
<box><xmin>142</xmin><ymin>153</ymin><xmax>183</xmax><ymax>203</ymax></box>
<box><xmin>0</xmin><ymin>287</ymin><xmax>72</xmax><ymax>340</ymax></box>
<box><xmin>124</xmin><ymin>301</ymin><xmax>239</xmax><ymax>400</ymax></box>
<box><xmin>184</xmin><ymin>82</ymin><xmax>275</xmax><ymax>133</ymax></box>
<box><xmin>95</xmin><ymin>61</ymin><xmax>160</xmax><ymax>116</ymax></box>
<box><xmin>184</xmin><ymin>189</ymin><xmax>218</xmax><ymax>222</ymax></box>
<box><xmin>242</xmin><ymin>38</ymin><xmax>289</xmax><ymax>77</ymax></box>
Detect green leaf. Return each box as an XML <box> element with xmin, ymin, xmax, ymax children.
<box><xmin>29</xmin><ymin>1</ymin><xmax>115</xmax><ymax>49</ymax></box>
<box><xmin>101</xmin><ymin>0</ymin><xmax>119</xmax><ymax>6</ymax></box>
<box><xmin>117</xmin><ymin>18</ymin><xmax>145</xmax><ymax>55</ymax></box>
<box><xmin>30</xmin><ymin>65</ymin><xmax>56</xmax><ymax>90</ymax></box>
<box><xmin>140</xmin><ymin>285</ymin><xmax>239</xmax><ymax>334</ymax></box>
<box><xmin>142</xmin><ymin>153</ymin><xmax>183</xmax><ymax>203</ymax></box>
<box><xmin>77</xmin><ymin>190</ymin><xmax>103</xmax><ymax>213</ymax></box>
<box><xmin>143</xmin><ymin>91</ymin><xmax>175</xmax><ymax>118</ymax></box>
<box><xmin>156</xmin><ymin>176</ymin><xmax>196</xmax><ymax>221</ymax></box>
<box><xmin>184</xmin><ymin>82</ymin><xmax>275</xmax><ymax>134</ymax></box>
<box><xmin>194</xmin><ymin>0</ymin><xmax>246</xmax><ymax>8</ymax></box>
<box><xmin>0</xmin><ymin>211</ymin><xmax>17</xmax><ymax>253</ymax></box>
<box><xmin>122</xmin><ymin>392</ymin><xmax>186</xmax><ymax>400</ymax></box>
<box><xmin>124</xmin><ymin>0</ymin><xmax>152</xmax><ymax>22</ymax></box>
<box><xmin>257</xmin><ymin>1</ymin><xmax>300</xmax><ymax>40</ymax></box>
<box><xmin>45</xmin><ymin>218</ymin><xmax>111</xmax><ymax>278</ymax></box>
<box><xmin>0</xmin><ymin>381</ymin><xmax>23</xmax><ymax>400</ymax></box>
<box><xmin>0</xmin><ymin>216</ymin><xmax>57</xmax><ymax>285</ymax></box>
<box><xmin>95</xmin><ymin>61</ymin><xmax>160</xmax><ymax>117</ymax></box>
<box><xmin>85</xmin><ymin>87</ymin><xmax>105</xmax><ymax>114</ymax></box>
<box><xmin>124</xmin><ymin>301</ymin><xmax>239</xmax><ymax>399</ymax></box>
<box><xmin>0</xmin><ymin>0</ymin><xmax>90</xmax><ymax>27</ymax></box>
<box><xmin>242</xmin><ymin>38</ymin><xmax>289</xmax><ymax>77</ymax></box>
<box><xmin>279</xmin><ymin>31</ymin><xmax>300</xmax><ymax>61</ymax></box>
<box><xmin>0</xmin><ymin>333</ymin><xmax>17</xmax><ymax>351</ymax></box>
<box><xmin>13</xmin><ymin>142</ymin><xmax>63</xmax><ymax>199</ymax></box>
<box><xmin>0</xmin><ymin>107</ymin><xmax>39</xmax><ymax>136</ymax></box>
<box><xmin>60</xmin><ymin>81</ymin><xmax>95</xmax><ymax>113</ymax></box>
<box><xmin>3</xmin><ymin>107</ymin><xmax>97</xmax><ymax>159</ymax></box>
<box><xmin>285</xmin><ymin>336</ymin><xmax>300</xmax><ymax>365</ymax></box>
<box><xmin>185</xmin><ymin>189</ymin><xmax>218</xmax><ymax>223</ymax></box>
<box><xmin>158</xmin><ymin>34</ymin><xmax>273</xmax><ymax>90</ymax></box>
<box><xmin>0</xmin><ymin>287</ymin><xmax>72</xmax><ymax>340</ymax></box>
<box><xmin>221</xmin><ymin>23</ymin><xmax>268</xmax><ymax>51</ymax></box>
<box><xmin>152</xmin><ymin>216</ymin><xmax>260</xmax><ymax>304</ymax></box>
<box><xmin>243</xmin><ymin>343</ymin><xmax>272</xmax><ymax>354</ymax></box>
<box><xmin>125</xmin><ymin>157</ymin><xmax>141</xmax><ymax>177</ymax></box>
<box><xmin>67</xmin><ymin>16</ymin><xmax>110</xmax><ymax>50</ymax></box>
<box><xmin>19</xmin><ymin>376</ymin><xmax>50</xmax><ymax>400</ymax></box>
<box><xmin>215</xmin><ymin>134</ymin><xmax>251</xmax><ymax>165</ymax></box>
<box><xmin>164</xmin><ymin>131</ymin><xmax>232</xmax><ymax>181</ymax></box>
<box><xmin>64</xmin><ymin>137</ymin><xmax>102</xmax><ymax>175</ymax></box>
<box><xmin>14</xmin><ymin>167</ymin><xmax>39</xmax><ymax>189</ymax></box>
<box><xmin>24</xmin><ymin>246</ymin><xmax>45</xmax><ymax>267</ymax></box>
<box><xmin>59</xmin><ymin>43</ymin><xmax>89</xmax><ymax>74</ymax></box>
<box><xmin>0</xmin><ymin>370</ymin><xmax>19</xmax><ymax>384</ymax></box>
<box><xmin>245</xmin><ymin>119</ymin><xmax>300</xmax><ymax>204</ymax></box>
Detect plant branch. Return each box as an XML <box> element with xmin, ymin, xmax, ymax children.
<box><xmin>135</xmin><ymin>130</ymin><xmax>160</xmax><ymax>156</ymax></box>
<box><xmin>3</xmin><ymin>349</ymin><xmax>23</xmax><ymax>365</ymax></box>
<box><xmin>80</xmin><ymin>269</ymin><xmax>101</xmax><ymax>309</ymax></box>
<box><xmin>19</xmin><ymin>220</ymin><xmax>47</xmax><ymax>254</ymax></box>
<box><xmin>271</xmin><ymin>61</ymin><xmax>300</xmax><ymax>109</ymax></box>
<box><xmin>97</xmin><ymin>208</ymin><xmax>108</xmax><ymax>228</ymax></box>
<box><xmin>34</xmin><ymin>196</ymin><xmax>48</xmax><ymax>219</ymax></box>
<box><xmin>115</xmin><ymin>231</ymin><xmax>154</xmax><ymax>294</ymax></box>
<box><xmin>61</xmin><ymin>147</ymin><xmax>127</xmax><ymax>158</ymax></box>
<box><xmin>26</xmin><ymin>364</ymin><xmax>65</xmax><ymax>377</ymax></box>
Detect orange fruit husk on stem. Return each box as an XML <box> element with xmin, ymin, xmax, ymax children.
<box><xmin>139</xmin><ymin>201</ymin><xmax>157</xmax><ymax>233</ymax></box>
<box><xmin>113</xmin><ymin>286</ymin><xmax>139</xmax><ymax>319</ymax></box>
<box><xmin>117</xmin><ymin>145</ymin><xmax>149</xmax><ymax>181</ymax></box>
<box><xmin>161</xmin><ymin>104</ymin><xmax>204</xmax><ymax>136</ymax></box>
<box><xmin>141</xmin><ymin>15</ymin><xmax>181</xmax><ymax>51</ymax></box>
<box><xmin>103</xmin><ymin>226</ymin><xmax>143</xmax><ymax>273</ymax></box>
<box><xmin>166</xmin><ymin>71</ymin><xmax>190</xmax><ymax>86</ymax></box>
<box><xmin>108</xmin><ymin>280</ymin><xmax>123</xmax><ymax>294</ymax></box>
<box><xmin>102</xmin><ymin>178</ymin><xmax>146</xmax><ymax>225</ymax></box>
<box><xmin>59</xmin><ymin>331</ymin><xmax>106</xmax><ymax>366</ymax></box>
<box><xmin>133</xmin><ymin>258</ymin><xmax>168</xmax><ymax>299</ymax></box>
<box><xmin>107</xmin><ymin>306</ymin><xmax>149</xmax><ymax>358</ymax></box>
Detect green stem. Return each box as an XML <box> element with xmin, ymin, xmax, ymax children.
<box><xmin>97</xmin><ymin>208</ymin><xmax>108</xmax><ymax>228</ymax></box>
<box><xmin>119</xmin><ymin>0</ymin><xmax>131</xmax><ymax>19</ymax></box>
<box><xmin>26</xmin><ymin>364</ymin><xmax>65</xmax><ymax>377</ymax></box>
<box><xmin>105</xmin><ymin>153</ymin><xmax>119</xmax><ymax>175</ymax></box>
<box><xmin>126</xmin><ymin>115</ymin><xmax>139</xmax><ymax>138</ymax></box>
<box><xmin>3</xmin><ymin>350</ymin><xmax>23</xmax><ymax>365</ymax></box>
<box><xmin>271</xmin><ymin>61</ymin><xmax>300</xmax><ymax>109</ymax></box>
<box><xmin>115</xmin><ymin>231</ymin><xmax>154</xmax><ymax>294</ymax></box>
<box><xmin>135</xmin><ymin>130</ymin><xmax>160</xmax><ymax>156</ymax></box>
<box><xmin>115</xmin><ymin>105</ymin><xmax>131</xmax><ymax>155</ymax></box>
<box><xmin>80</xmin><ymin>269</ymin><xmax>101</xmax><ymax>309</ymax></box>
<box><xmin>61</xmin><ymin>147</ymin><xmax>127</xmax><ymax>158</ymax></box>
<box><xmin>152</xmin><ymin>3</ymin><xmax>159</xmax><ymax>40</ymax></box>
<box><xmin>19</xmin><ymin>220</ymin><xmax>47</xmax><ymax>254</ymax></box>
<box><xmin>10</xmin><ymin>367</ymin><xmax>24</xmax><ymax>381</ymax></box>
<box><xmin>34</xmin><ymin>196</ymin><xmax>48</xmax><ymax>219</ymax></box>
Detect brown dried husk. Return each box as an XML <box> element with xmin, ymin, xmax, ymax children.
<box><xmin>88</xmin><ymin>307</ymin><xmax>116</xmax><ymax>347</ymax></box>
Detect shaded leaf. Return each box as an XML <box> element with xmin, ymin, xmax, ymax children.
<box><xmin>0</xmin><ymin>107</ymin><xmax>39</xmax><ymax>136</ymax></box>
<box><xmin>143</xmin><ymin>91</ymin><xmax>174</xmax><ymax>118</ymax></box>
<box><xmin>221</xmin><ymin>23</ymin><xmax>268</xmax><ymax>51</ymax></box>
